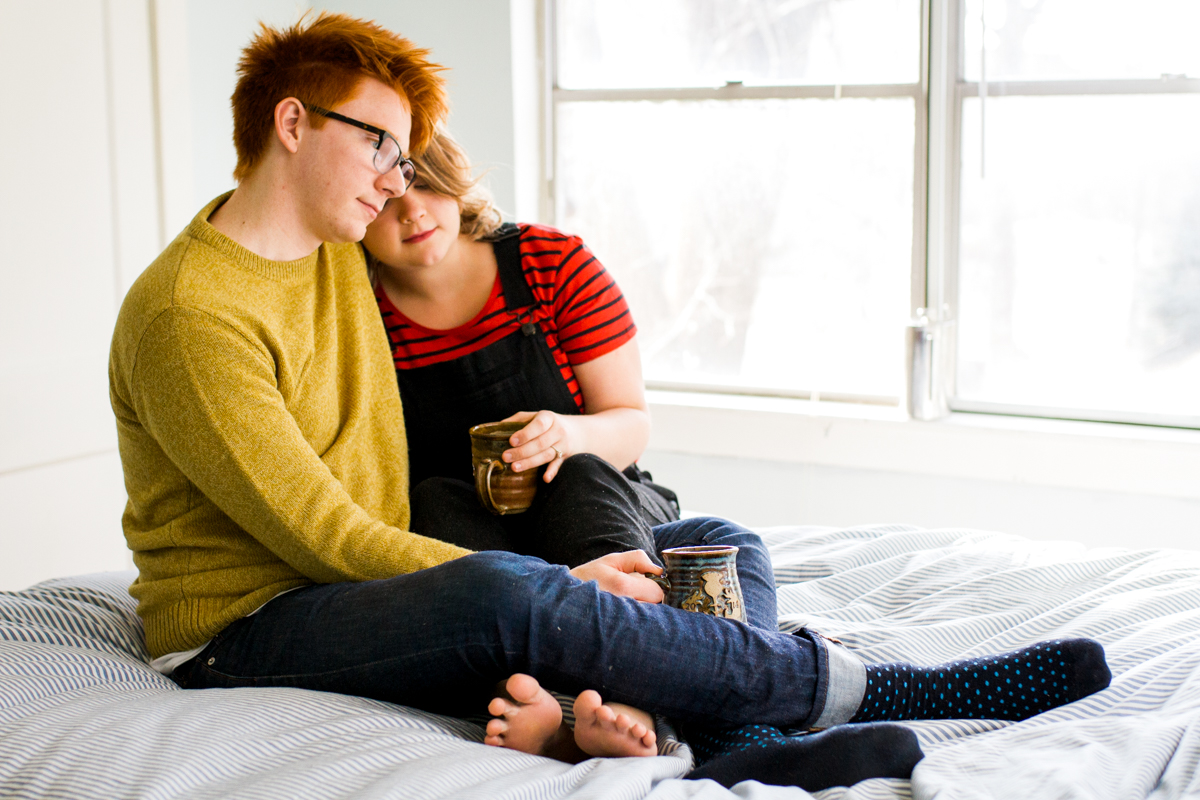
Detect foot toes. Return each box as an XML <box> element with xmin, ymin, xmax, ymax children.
<box><xmin>505</xmin><ymin>673</ymin><xmax>545</xmax><ymax>705</ymax></box>
<box><xmin>574</xmin><ymin>689</ymin><xmax>603</xmax><ymax>716</ymax></box>
<box><xmin>488</xmin><ymin>697</ymin><xmax>516</xmax><ymax>717</ymax></box>
<box><xmin>487</xmin><ymin>676</ymin><xmax>567</xmax><ymax>757</ymax></box>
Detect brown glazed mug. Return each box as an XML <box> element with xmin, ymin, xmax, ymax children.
<box><xmin>469</xmin><ymin>420</ymin><xmax>539</xmax><ymax>515</ymax></box>
<box><xmin>654</xmin><ymin>545</ymin><xmax>745</xmax><ymax>622</ymax></box>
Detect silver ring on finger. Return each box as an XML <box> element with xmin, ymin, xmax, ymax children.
<box><xmin>552</xmin><ymin>446</ymin><xmax>564</xmax><ymax>461</ymax></box>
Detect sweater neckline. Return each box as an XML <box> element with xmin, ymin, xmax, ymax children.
<box><xmin>188</xmin><ymin>192</ymin><xmax>321</xmax><ymax>281</ymax></box>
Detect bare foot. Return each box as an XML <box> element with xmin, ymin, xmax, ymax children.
<box><xmin>485</xmin><ymin>674</ymin><xmax>585</xmax><ymax>762</ymax></box>
<box><xmin>572</xmin><ymin>690</ymin><xmax>658</xmax><ymax>758</ymax></box>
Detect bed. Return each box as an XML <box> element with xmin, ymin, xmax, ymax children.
<box><xmin>3</xmin><ymin>523</ymin><xmax>1199</xmax><ymax>799</ymax></box>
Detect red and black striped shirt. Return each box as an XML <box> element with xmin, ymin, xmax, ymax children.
<box><xmin>374</xmin><ymin>223</ymin><xmax>637</xmax><ymax>412</ymax></box>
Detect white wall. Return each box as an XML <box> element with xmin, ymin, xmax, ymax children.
<box><xmin>180</xmin><ymin>0</ymin><xmax>517</xmax><ymax>221</ymax></box>
<box><xmin>639</xmin><ymin>393</ymin><xmax>1200</xmax><ymax>551</ymax></box>
<box><xmin>0</xmin><ymin>0</ymin><xmax>522</xmax><ymax>591</ymax></box>
<box><xmin>640</xmin><ymin>452</ymin><xmax>1200</xmax><ymax>550</ymax></box>
<box><xmin>2</xmin><ymin>0</ymin><xmax>1197</xmax><ymax>592</ymax></box>
<box><xmin>0</xmin><ymin>0</ymin><xmax>159</xmax><ymax>590</ymax></box>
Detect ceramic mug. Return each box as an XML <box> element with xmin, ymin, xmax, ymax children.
<box><xmin>469</xmin><ymin>420</ymin><xmax>539</xmax><ymax>515</ymax></box>
<box><xmin>654</xmin><ymin>545</ymin><xmax>745</xmax><ymax>622</ymax></box>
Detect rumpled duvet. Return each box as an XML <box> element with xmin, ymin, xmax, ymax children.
<box><xmin>2</xmin><ymin>523</ymin><xmax>1198</xmax><ymax>800</ymax></box>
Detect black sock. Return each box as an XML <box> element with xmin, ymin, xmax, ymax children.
<box><xmin>684</xmin><ymin>723</ymin><xmax>923</xmax><ymax>791</ymax></box>
<box><xmin>850</xmin><ymin>638</ymin><xmax>1111</xmax><ymax>723</ymax></box>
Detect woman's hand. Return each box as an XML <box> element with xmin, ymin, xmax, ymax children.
<box><xmin>569</xmin><ymin>551</ymin><xmax>664</xmax><ymax>604</ymax></box>
<box><xmin>501</xmin><ymin>410</ymin><xmax>577</xmax><ymax>481</ymax></box>
<box><xmin>499</xmin><ymin>341</ymin><xmax>651</xmax><ymax>481</ymax></box>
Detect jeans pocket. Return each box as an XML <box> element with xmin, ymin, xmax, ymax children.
<box><xmin>184</xmin><ymin>620</ymin><xmax>264</xmax><ymax>688</ymax></box>
<box><xmin>170</xmin><ymin>635</ymin><xmax>224</xmax><ymax>689</ymax></box>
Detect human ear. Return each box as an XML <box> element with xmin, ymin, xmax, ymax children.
<box><xmin>274</xmin><ymin>97</ymin><xmax>304</xmax><ymax>154</ymax></box>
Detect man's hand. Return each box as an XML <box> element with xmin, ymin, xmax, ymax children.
<box><xmin>569</xmin><ymin>550</ymin><xmax>665</xmax><ymax>604</ymax></box>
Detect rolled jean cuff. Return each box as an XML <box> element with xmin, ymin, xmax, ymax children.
<box><xmin>797</xmin><ymin>629</ymin><xmax>866</xmax><ymax>730</ymax></box>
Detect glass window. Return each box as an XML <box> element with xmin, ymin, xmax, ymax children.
<box><xmin>558</xmin><ymin>0</ymin><xmax>920</xmax><ymax>88</ymax></box>
<box><xmin>558</xmin><ymin>98</ymin><xmax>914</xmax><ymax>397</ymax></box>
<box><xmin>962</xmin><ymin>0</ymin><xmax>1200</xmax><ymax>82</ymax></box>
<box><xmin>553</xmin><ymin>0</ymin><xmax>922</xmax><ymax>402</ymax></box>
<box><xmin>957</xmin><ymin>94</ymin><xmax>1200</xmax><ymax>420</ymax></box>
<box><xmin>552</xmin><ymin>0</ymin><xmax>1200</xmax><ymax>427</ymax></box>
<box><xmin>954</xmin><ymin>0</ymin><xmax>1200</xmax><ymax>425</ymax></box>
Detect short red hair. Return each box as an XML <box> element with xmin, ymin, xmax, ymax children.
<box><xmin>230</xmin><ymin>11</ymin><xmax>448</xmax><ymax>182</ymax></box>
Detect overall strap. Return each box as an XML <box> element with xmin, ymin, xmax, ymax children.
<box><xmin>489</xmin><ymin>223</ymin><xmax>539</xmax><ymax>334</ymax></box>
<box><xmin>488</xmin><ymin>224</ymin><xmax>577</xmax><ymax>415</ymax></box>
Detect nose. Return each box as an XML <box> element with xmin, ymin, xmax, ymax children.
<box><xmin>390</xmin><ymin>192</ymin><xmax>424</xmax><ymax>225</ymax></box>
<box><xmin>376</xmin><ymin>163</ymin><xmax>407</xmax><ymax>198</ymax></box>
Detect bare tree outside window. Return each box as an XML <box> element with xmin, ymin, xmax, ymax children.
<box><xmin>556</xmin><ymin>0</ymin><xmax>919</xmax><ymax>400</ymax></box>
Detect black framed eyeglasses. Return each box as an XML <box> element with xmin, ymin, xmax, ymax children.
<box><xmin>304</xmin><ymin>103</ymin><xmax>416</xmax><ymax>188</ymax></box>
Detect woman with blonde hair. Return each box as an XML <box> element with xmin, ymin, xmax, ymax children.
<box><xmin>362</xmin><ymin>128</ymin><xmax>783</xmax><ymax>762</ymax></box>
<box><xmin>364</xmin><ymin>130</ymin><xmax>686</xmax><ymax>558</ymax></box>
<box><xmin>358</xmin><ymin>131</ymin><xmax>1110</xmax><ymax>791</ymax></box>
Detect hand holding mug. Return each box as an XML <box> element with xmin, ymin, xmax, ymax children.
<box><xmin>656</xmin><ymin>546</ymin><xmax>745</xmax><ymax>622</ymax></box>
<box><xmin>570</xmin><ymin>550</ymin><xmax>665</xmax><ymax>604</ymax></box>
<box><xmin>470</xmin><ymin>421</ymin><xmax>542</xmax><ymax>515</ymax></box>
<box><xmin>499</xmin><ymin>410</ymin><xmax>572</xmax><ymax>481</ymax></box>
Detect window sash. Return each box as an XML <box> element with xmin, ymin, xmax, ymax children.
<box><xmin>938</xmin><ymin>1</ymin><xmax>1200</xmax><ymax>429</ymax></box>
<box><xmin>957</xmin><ymin>78</ymin><xmax>1200</xmax><ymax>98</ymax></box>
<box><xmin>547</xmin><ymin>0</ymin><xmax>929</xmax><ymax>406</ymax></box>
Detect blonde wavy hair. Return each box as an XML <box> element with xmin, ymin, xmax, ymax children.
<box><xmin>412</xmin><ymin>129</ymin><xmax>504</xmax><ymax>239</ymax></box>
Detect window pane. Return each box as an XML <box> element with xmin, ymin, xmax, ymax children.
<box><xmin>963</xmin><ymin>0</ymin><xmax>1200</xmax><ymax>82</ymax></box>
<box><xmin>557</xmin><ymin>0</ymin><xmax>920</xmax><ymax>89</ymax></box>
<box><xmin>957</xmin><ymin>95</ymin><xmax>1200</xmax><ymax>421</ymax></box>
<box><xmin>557</xmin><ymin>99</ymin><xmax>914</xmax><ymax>398</ymax></box>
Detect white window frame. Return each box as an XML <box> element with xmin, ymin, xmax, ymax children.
<box><xmin>932</xmin><ymin>0</ymin><xmax>1200</xmax><ymax>430</ymax></box>
<box><xmin>539</xmin><ymin>0</ymin><xmax>1200</xmax><ymax>431</ymax></box>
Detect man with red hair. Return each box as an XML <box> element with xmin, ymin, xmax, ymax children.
<box><xmin>111</xmin><ymin>11</ymin><xmax>470</xmax><ymax>670</ymax></box>
<box><xmin>108</xmin><ymin>12</ymin><xmax>1107</xmax><ymax>793</ymax></box>
<box><xmin>112</xmin><ymin>7</ymin><xmax>696</xmax><ymax>744</ymax></box>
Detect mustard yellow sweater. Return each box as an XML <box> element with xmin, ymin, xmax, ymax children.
<box><xmin>109</xmin><ymin>194</ymin><xmax>470</xmax><ymax>658</ymax></box>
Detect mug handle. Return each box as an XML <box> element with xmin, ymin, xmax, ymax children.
<box><xmin>644</xmin><ymin>572</ymin><xmax>671</xmax><ymax>592</ymax></box>
<box><xmin>480</xmin><ymin>458</ymin><xmax>505</xmax><ymax>513</ymax></box>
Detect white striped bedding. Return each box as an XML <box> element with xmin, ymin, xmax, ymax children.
<box><xmin>2</xmin><ymin>524</ymin><xmax>1198</xmax><ymax>799</ymax></box>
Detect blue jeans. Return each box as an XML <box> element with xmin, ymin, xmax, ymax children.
<box><xmin>177</xmin><ymin>517</ymin><xmax>839</xmax><ymax>728</ymax></box>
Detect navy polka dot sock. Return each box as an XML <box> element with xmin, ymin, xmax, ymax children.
<box><xmin>683</xmin><ymin>723</ymin><xmax>924</xmax><ymax>791</ymax></box>
<box><xmin>849</xmin><ymin>638</ymin><xmax>1110</xmax><ymax>723</ymax></box>
<box><xmin>684</xmin><ymin>723</ymin><xmax>790</xmax><ymax>764</ymax></box>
